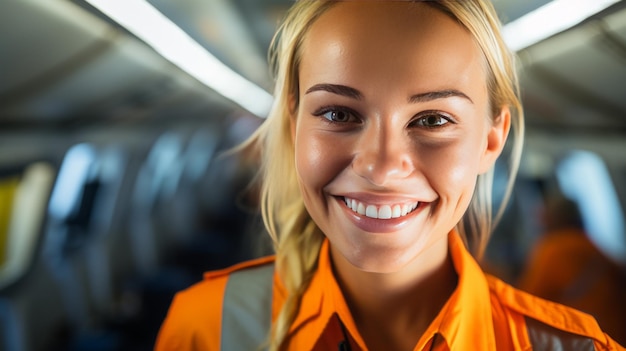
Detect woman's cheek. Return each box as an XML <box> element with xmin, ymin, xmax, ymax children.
<box><xmin>295</xmin><ymin>131</ymin><xmax>345</xmax><ymax>193</ymax></box>
<box><xmin>418</xmin><ymin>142</ymin><xmax>480</xmax><ymax>196</ymax></box>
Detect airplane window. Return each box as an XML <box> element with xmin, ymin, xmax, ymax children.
<box><xmin>142</xmin><ymin>132</ymin><xmax>184</xmax><ymax>201</ymax></box>
<box><xmin>183</xmin><ymin>129</ymin><xmax>219</xmax><ymax>182</ymax></box>
<box><xmin>556</xmin><ymin>150</ymin><xmax>626</xmax><ymax>265</ymax></box>
<box><xmin>48</xmin><ymin>144</ymin><xmax>97</xmax><ymax>220</ymax></box>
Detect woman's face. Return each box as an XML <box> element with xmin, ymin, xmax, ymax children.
<box><xmin>292</xmin><ymin>2</ymin><xmax>509</xmax><ymax>273</ymax></box>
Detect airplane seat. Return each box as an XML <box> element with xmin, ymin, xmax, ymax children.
<box><xmin>77</xmin><ymin>145</ymin><xmax>139</xmax><ymax>323</ymax></box>
<box><xmin>192</xmin><ymin>116</ymin><xmax>270</xmax><ymax>268</ymax></box>
<box><xmin>43</xmin><ymin>143</ymin><xmax>102</xmax><ymax>332</ymax></box>
<box><xmin>94</xmin><ymin>144</ymin><xmax>152</xmax><ymax>321</ymax></box>
<box><xmin>128</xmin><ymin>126</ymin><xmax>230</xmax><ymax>276</ymax></box>
<box><xmin>153</xmin><ymin>126</ymin><xmax>229</xmax><ymax>275</ymax></box>
<box><xmin>32</xmin><ymin>136</ymin><xmax>185</xmax><ymax>351</ymax></box>
<box><xmin>167</xmin><ymin>128</ymin><xmax>220</xmax><ymax>240</ymax></box>
<box><xmin>128</xmin><ymin>131</ymin><xmax>189</xmax><ymax>280</ymax></box>
<box><xmin>113</xmin><ymin>121</ymin><xmax>262</xmax><ymax>348</ymax></box>
<box><xmin>40</xmin><ymin>142</ymin><xmax>141</xmax><ymax>350</ymax></box>
<box><xmin>0</xmin><ymin>161</ymin><xmax>63</xmax><ymax>351</ymax></box>
<box><xmin>120</xmin><ymin>130</ymin><xmax>209</xmax><ymax>347</ymax></box>
<box><xmin>65</xmin><ymin>140</ymin><xmax>166</xmax><ymax>350</ymax></box>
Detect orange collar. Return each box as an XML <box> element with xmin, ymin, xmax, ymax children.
<box><xmin>436</xmin><ymin>231</ymin><xmax>497</xmax><ymax>350</ymax></box>
<box><xmin>274</xmin><ymin>231</ymin><xmax>497</xmax><ymax>350</ymax></box>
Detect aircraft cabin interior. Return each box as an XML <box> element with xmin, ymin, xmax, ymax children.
<box><xmin>1</xmin><ymin>0</ymin><xmax>625</xmax><ymax>350</ymax></box>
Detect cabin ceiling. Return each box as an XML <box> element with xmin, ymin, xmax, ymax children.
<box><xmin>0</xmin><ymin>0</ymin><xmax>625</xmax><ymax>135</ymax></box>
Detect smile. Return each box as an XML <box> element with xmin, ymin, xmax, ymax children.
<box><xmin>343</xmin><ymin>197</ymin><xmax>419</xmax><ymax>219</ymax></box>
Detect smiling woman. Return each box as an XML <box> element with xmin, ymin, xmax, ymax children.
<box><xmin>293</xmin><ymin>2</ymin><xmax>505</xmax><ymax>279</ymax></box>
<box><xmin>154</xmin><ymin>1</ymin><xmax>624</xmax><ymax>351</ymax></box>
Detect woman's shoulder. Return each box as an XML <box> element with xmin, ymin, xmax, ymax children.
<box><xmin>175</xmin><ymin>254</ymin><xmax>276</xmax><ymax>315</ymax></box>
<box><xmin>170</xmin><ymin>255</ymin><xmax>276</xmax><ymax>330</ymax></box>
<box><xmin>154</xmin><ymin>255</ymin><xmax>276</xmax><ymax>351</ymax></box>
<box><xmin>485</xmin><ymin>274</ymin><xmax>624</xmax><ymax>350</ymax></box>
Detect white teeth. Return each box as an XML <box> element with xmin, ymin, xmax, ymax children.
<box><xmin>379</xmin><ymin>205</ymin><xmax>392</xmax><ymax>219</ymax></box>
<box><xmin>392</xmin><ymin>205</ymin><xmax>401</xmax><ymax>218</ymax></box>
<box><xmin>344</xmin><ymin>197</ymin><xmax>419</xmax><ymax>220</ymax></box>
<box><xmin>357</xmin><ymin>202</ymin><xmax>366</xmax><ymax>215</ymax></box>
<box><xmin>365</xmin><ymin>205</ymin><xmax>378</xmax><ymax>218</ymax></box>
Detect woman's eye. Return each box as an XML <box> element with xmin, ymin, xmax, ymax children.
<box><xmin>316</xmin><ymin>108</ymin><xmax>358</xmax><ymax>123</ymax></box>
<box><xmin>414</xmin><ymin>113</ymin><xmax>451</xmax><ymax>128</ymax></box>
<box><xmin>323</xmin><ymin>110</ymin><xmax>351</xmax><ymax>122</ymax></box>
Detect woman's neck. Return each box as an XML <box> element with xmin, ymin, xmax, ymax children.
<box><xmin>330</xmin><ymin>237</ymin><xmax>458</xmax><ymax>351</ymax></box>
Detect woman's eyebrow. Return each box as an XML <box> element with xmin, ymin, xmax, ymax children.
<box><xmin>409</xmin><ymin>90</ymin><xmax>474</xmax><ymax>104</ymax></box>
<box><xmin>304</xmin><ymin>84</ymin><xmax>472</xmax><ymax>105</ymax></box>
<box><xmin>304</xmin><ymin>83</ymin><xmax>363</xmax><ymax>100</ymax></box>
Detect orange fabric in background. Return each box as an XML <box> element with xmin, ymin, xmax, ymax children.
<box><xmin>518</xmin><ymin>228</ymin><xmax>626</xmax><ymax>345</ymax></box>
<box><xmin>155</xmin><ymin>231</ymin><xmax>624</xmax><ymax>350</ymax></box>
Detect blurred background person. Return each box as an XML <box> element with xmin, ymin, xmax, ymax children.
<box><xmin>517</xmin><ymin>190</ymin><xmax>626</xmax><ymax>345</ymax></box>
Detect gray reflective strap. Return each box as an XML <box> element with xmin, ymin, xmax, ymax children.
<box><xmin>525</xmin><ymin>317</ymin><xmax>596</xmax><ymax>351</ymax></box>
<box><xmin>221</xmin><ymin>264</ymin><xmax>274</xmax><ymax>351</ymax></box>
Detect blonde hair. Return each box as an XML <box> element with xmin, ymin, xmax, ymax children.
<box><xmin>243</xmin><ymin>1</ymin><xmax>524</xmax><ymax>349</ymax></box>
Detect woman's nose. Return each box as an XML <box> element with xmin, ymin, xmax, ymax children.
<box><xmin>352</xmin><ymin>126</ymin><xmax>414</xmax><ymax>186</ymax></box>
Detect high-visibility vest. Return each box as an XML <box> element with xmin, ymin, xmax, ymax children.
<box><xmin>221</xmin><ymin>264</ymin><xmax>274</xmax><ymax>350</ymax></box>
<box><xmin>220</xmin><ymin>264</ymin><xmax>603</xmax><ymax>351</ymax></box>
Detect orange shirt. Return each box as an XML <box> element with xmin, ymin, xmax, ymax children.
<box><xmin>155</xmin><ymin>231</ymin><xmax>624</xmax><ymax>350</ymax></box>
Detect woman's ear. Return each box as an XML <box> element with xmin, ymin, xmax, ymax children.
<box><xmin>479</xmin><ymin>106</ymin><xmax>511</xmax><ymax>174</ymax></box>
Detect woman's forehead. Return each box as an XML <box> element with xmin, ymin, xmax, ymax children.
<box><xmin>298</xmin><ymin>1</ymin><xmax>487</xmax><ymax>102</ymax></box>
<box><xmin>302</xmin><ymin>2</ymin><xmax>470</xmax><ymax>54</ymax></box>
